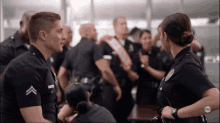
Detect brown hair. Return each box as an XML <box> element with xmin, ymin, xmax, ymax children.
<box><xmin>140</xmin><ymin>29</ymin><xmax>151</xmax><ymax>38</ymax></box>
<box><xmin>161</xmin><ymin>13</ymin><xmax>194</xmax><ymax>46</ymax></box>
<box><xmin>28</xmin><ymin>12</ymin><xmax>61</xmax><ymax>42</ymax></box>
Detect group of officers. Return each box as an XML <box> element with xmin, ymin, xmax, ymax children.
<box><xmin>0</xmin><ymin>11</ymin><xmax>219</xmax><ymax>123</ymax></box>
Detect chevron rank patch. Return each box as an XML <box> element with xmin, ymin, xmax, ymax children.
<box><xmin>26</xmin><ymin>86</ymin><xmax>37</xmax><ymax>95</ymax></box>
<box><xmin>165</xmin><ymin>69</ymin><xmax>174</xmax><ymax>81</ymax></box>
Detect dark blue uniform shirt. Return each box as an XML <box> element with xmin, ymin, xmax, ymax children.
<box><xmin>1</xmin><ymin>45</ymin><xmax>58</xmax><ymax>123</ymax></box>
<box><xmin>61</xmin><ymin>38</ymin><xmax>102</xmax><ymax>78</ymax></box>
<box><xmin>0</xmin><ymin>31</ymin><xmax>29</xmax><ymax>73</ymax></box>
<box><xmin>157</xmin><ymin>46</ymin><xmax>215</xmax><ymax>122</ymax></box>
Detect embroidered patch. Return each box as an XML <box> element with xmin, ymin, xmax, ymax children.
<box><xmin>165</xmin><ymin>69</ymin><xmax>174</xmax><ymax>81</ymax></box>
<box><xmin>26</xmin><ymin>86</ymin><xmax>37</xmax><ymax>95</ymax></box>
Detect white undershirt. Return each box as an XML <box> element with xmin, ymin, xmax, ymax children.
<box><xmin>119</xmin><ymin>39</ymin><xmax>125</xmax><ymax>46</ymax></box>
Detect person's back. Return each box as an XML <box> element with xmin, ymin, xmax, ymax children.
<box><xmin>73</xmin><ymin>38</ymin><xmax>101</xmax><ymax>78</ymax></box>
<box><xmin>71</xmin><ymin>104</ymin><xmax>116</xmax><ymax>123</ymax></box>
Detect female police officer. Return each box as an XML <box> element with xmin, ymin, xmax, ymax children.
<box><xmin>157</xmin><ymin>13</ymin><xmax>219</xmax><ymax>123</ymax></box>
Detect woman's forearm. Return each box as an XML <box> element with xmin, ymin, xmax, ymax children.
<box><xmin>178</xmin><ymin>92</ymin><xmax>219</xmax><ymax>118</ymax></box>
<box><xmin>144</xmin><ymin>66</ymin><xmax>165</xmax><ymax>80</ymax></box>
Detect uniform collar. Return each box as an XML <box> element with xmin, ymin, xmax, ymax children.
<box><xmin>173</xmin><ymin>46</ymin><xmax>192</xmax><ymax>63</ymax></box>
<box><xmin>29</xmin><ymin>45</ymin><xmax>46</xmax><ymax>62</ymax></box>
<box><xmin>14</xmin><ymin>31</ymin><xmax>26</xmax><ymax>48</ymax></box>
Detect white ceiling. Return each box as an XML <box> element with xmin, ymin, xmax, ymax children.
<box><xmin>2</xmin><ymin>0</ymin><xmax>219</xmax><ymax>20</ymax></box>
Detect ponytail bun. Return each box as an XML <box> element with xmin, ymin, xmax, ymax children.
<box><xmin>180</xmin><ymin>31</ymin><xmax>194</xmax><ymax>46</ymax></box>
<box><xmin>76</xmin><ymin>101</ymin><xmax>89</xmax><ymax>114</ymax></box>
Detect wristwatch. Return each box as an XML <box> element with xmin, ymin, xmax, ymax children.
<box><xmin>171</xmin><ymin>108</ymin><xmax>180</xmax><ymax>120</ymax></box>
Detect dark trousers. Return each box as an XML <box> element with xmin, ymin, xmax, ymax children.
<box><xmin>101</xmin><ymin>81</ymin><xmax>134</xmax><ymax>123</ymax></box>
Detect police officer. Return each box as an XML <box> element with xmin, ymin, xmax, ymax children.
<box><xmin>191</xmin><ymin>29</ymin><xmax>206</xmax><ymax>71</ymax></box>
<box><xmin>57</xmin><ymin>23</ymin><xmax>121</xmax><ymax>123</ymax></box>
<box><xmin>157</xmin><ymin>13</ymin><xmax>219</xmax><ymax>123</ymax></box>
<box><xmin>0</xmin><ymin>11</ymin><xmax>35</xmax><ymax>77</ymax></box>
<box><xmin>49</xmin><ymin>25</ymin><xmax>73</xmax><ymax>104</ymax></box>
<box><xmin>1</xmin><ymin>12</ymin><xmax>66</xmax><ymax>123</ymax></box>
<box><xmin>135</xmin><ymin>29</ymin><xmax>166</xmax><ymax>105</ymax></box>
<box><xmin>0</xmin><ymin>11</ymin><xmax>35</xmax><ymax>122</ymax></box>
<box><xmin>99</xmin><ymin>17</ymin><xmax>139</xmax><ymax>123</ymax></box>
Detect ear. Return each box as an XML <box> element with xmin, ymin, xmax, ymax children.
<box><xmin>163</xmin><ymin>32</ymin><xmax>169</xmax><ymax>43</ymax></box>
<box><xmin>87</xmin><ymin>92</ymin><xmax>91</xmax><ymax>98</ymax></box>
<box><xmin>39</xmin><ymin>30</ymin><xmax>47</xmax><ymax>41</ymax></box>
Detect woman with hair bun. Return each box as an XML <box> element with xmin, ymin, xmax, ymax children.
<box><xmin>64</xmin><ymin>83</ymin><xmax>116</xmax><ymax>123</ymax></box>
<box><xmin>157</xmin><ymin>13</ymin><xmax>219</xmax><ymax>123</ymax></box>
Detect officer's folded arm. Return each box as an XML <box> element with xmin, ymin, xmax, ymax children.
<box><xmin>20</xmin><ymin>106</ymin><xmax>52</xmax><ymax>123</ymax></box>
<box><xmin>121</xmin><ymin>63</ymin><xmax>139</xmax><ymax>82</ymax></box>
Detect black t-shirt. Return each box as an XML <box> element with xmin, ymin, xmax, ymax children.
<box><xmin>49</xmin><ymin>46</ymin><xmax>69</xmax><ymax>74</ymax></box>
<box><xmin>61</xmin><ymin>38</ymin><xmax>102</xmax><ymax>78</ymax></box>
<box><xmin>157</xmin><ymin>46</ymin><xmax>215</xmax><ymax>109</ymax></box>
<box><xmin>0</xmin><ymin>31</ymin><xmax>29</xmax><ymax>73</ymax></box>
<box><xmin>1</xmin><ymin>45</ymin><xmax>57</xmax><ymax>123</ymax></box>
<box><xmin>71</xmin><ymin>104</ymin><xmax>116</xmax><ymax>123</ymax></box>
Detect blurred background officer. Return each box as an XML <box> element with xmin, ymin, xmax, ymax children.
<box><xmin>49</xmin><ymin>25</ymin><xmax>73</xmax><ymax>104</ymax></box>
<box><xmin>64</xmin><ymin>83</ymin><xmax>116</xmax><ymax>123</ymax></box>
<box><xmin>57</xmin><ymin>23</ymin><xmax>121</xmax><ymax>123</ymax></box>
<box><xmin>0</xmin><ymin>11</ymin><xmax>35</xmax><ymax>78</ymax></box>
<box><xmin>0</xmin><ymin>11</ymin><xmax>35</xmax><ymax>122</ymax></box>
<box><xmin>135</xmin><ymin>29</ymin><xmax>166</xmax><ymax>106</ymax></box>
<box><xmin>157</xmin><ymin>13</ymin><xmax>219</xmax><ymax>123</ymax></box>
<box><xmin>99</xmin><ymin>17</ymin><xmax>139</xmax><ymax>123</ymax></box>
<box><xmin>152</xmin><ymin>24</ymin><xmax>174</xmax><ymax>73</ymax></box>
<box><xmin>1</xmin><ymin>12</ymin><xmax>66</xmax><ymax>123</ymax></box>
<box><xmin>128</xmin><ymin>27</ymin><xmax>142</xmax><ymax>52</ymax></box>
<box><xmin>191</xmin><ymin>29</ymin><xmax>206</xmax><ymax>71</ymax></box>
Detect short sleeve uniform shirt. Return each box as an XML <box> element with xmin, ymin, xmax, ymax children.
<box><xmin>157</xmin><ymin>46</ymin><xmax>215</xmax><ymax>109</ymax></box>
<box><xmin>1</xmin><ymin>45</ymin><xmax>57</xmax><ymax>123</ymax></box>
<box><xmin>61</xmin><ymin>38</ymin><xmax>103</xmax><ymax>78</ymax></box>
<box><xmin>0</xmin><ymin>31</ymin><xmax>29</xmax><ymax>73</ymax></box>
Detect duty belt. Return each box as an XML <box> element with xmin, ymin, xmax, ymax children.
<box><xmin>71</xmin><ymin>77</ymin><xmax>92</xmax><ymax>84</ymax></box>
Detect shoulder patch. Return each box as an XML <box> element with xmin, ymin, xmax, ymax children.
<box><xmin>165</xmin><ymin>69</ymin><xmax>174</xmax><ymax>81</ymax></box>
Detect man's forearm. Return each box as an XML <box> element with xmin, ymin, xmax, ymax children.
<box><xmin>127</xmin><ymin>70</ymin><xmax>139</xmax><ymax>82</ymax></box>
<box><xmin>58</xmin><ymin>76</ymin><xmax>69</xmax><ymax>91</ymax></box>
<box><xmin>101</xmin><ymin>69</ymin><xmax>119</xmax><ymax>87</ymax></box>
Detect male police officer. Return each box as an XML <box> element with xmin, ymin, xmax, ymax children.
<box><xmin>0</xmin><ymin>11</ymin><xmax>34</xmax><ymax>122</ymax></box>
<box><xmin>57</xmin><ymin>23</ymin><xmax>121</xmax><ymax>122</ymax></box>
<box><xmin>99</xmin><ymin>17</ymin><xmax>139</xmax><ymax>123</ymax></box>
<box><xmin>0</xmin><ymin>11</ymin><xmax>35</xmax><ymax>76</ymax></box>
<box><xmin>49</xmin><ymin>25</ymin><xmax>73</xmax><ymax>104</ymax></box>
<box><xmin>1</xmin><ymin>12</ymin><xmax>66</xmax><ymax>123</ymax></box>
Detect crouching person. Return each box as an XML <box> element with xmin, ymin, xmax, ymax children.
<box><xmin>58</xmin><ymin>83</ymin><xmax>116</xmax><ymax>123</ymax></box>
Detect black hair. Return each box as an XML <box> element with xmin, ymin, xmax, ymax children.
<box><xmin>130</xmin><ymin>27</ymin><xmax>141</xmax><ymax>36</ymax></box>
<box><xmin>139</xmin><ymin>29</ymin><xmax>151</xmax><ymax>38</ymax></box>
<box><xmin>65</xmin><ymin>83</ymin><xmax>89</xmax><ymax>114</ymax></box>
<box><xmin>161</xmin><ymin>13</ymin><xmax>194</xmax><ymax>46</ymax></box>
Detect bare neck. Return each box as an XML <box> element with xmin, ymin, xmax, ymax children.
<box><xmin>31</xmin><ymin>41</ymin><xmax>52</xmax><ymax>60</ymax></box>
<box><xmin>115</xmin><ymin>33</ymin><xmax>127</xmax><ymax>40</ymax></box>
<box><xmin>170</xmin><ymin>42</ymin><xmax>190</xmax><ymax>58</ymax></box>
